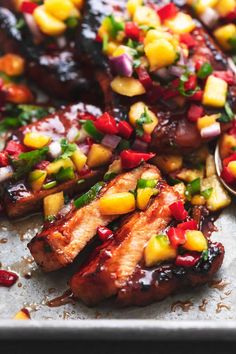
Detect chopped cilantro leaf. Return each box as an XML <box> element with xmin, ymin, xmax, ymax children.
<box><xmin>217</xmin><ymin>102</ymin><xmax>235</xmax><ymax>123</ymax></box>
<box><xmin>59</xmin><ymin>139</ymin><xmax>77</xmax><ymax>159</ymax></box>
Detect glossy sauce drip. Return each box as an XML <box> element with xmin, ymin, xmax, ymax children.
<box><xmin>209</xmin><ymin>279</ymin><xmax>230</xmax><ymax>290</ymax></box>
<box><xmin>47</xmin><ymin>289</ymin><xmax>74</xmax><ymax>308</ymax></box>
<box><xmin>171</xmin><ymin>300</ymin><xmax>193</xmax><ymax>312</ymax></box>
<box><xmin>216</xmin><ymin>303</ymin><xmax>231</xmax><ymax>313</ymax></box>
<box><xmin>199</xmin><ymin>299</ymin><xmax>208</xmax><ymax>312</ymax></box>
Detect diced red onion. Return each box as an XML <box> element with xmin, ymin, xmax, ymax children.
<box><xmin>24</xmin><ymin>13</ymin><xmax>44</xmax><ymax>44</ymax></box>
<box><xmin>110</xmin><ymin>54</ymin><xmax>133</xmax><ymax>77</ymax></box>
<box><xmin>67</xmin><ymin>127</ymin><xmax>79</xmax><ymax>142</ymax></box>
<box><xmin>101</xmin><ymin>134</ymin><xmax>121</xmax><ymax>150</ymax></box>
<box><xmin>78</xmin><ymin>143</ymin><xmax>90</xmax><ymax>155</ymax></box>
<box><xmin>200</xmin><ymin>122</ymin><xmax>221</xmax><ymax>139</ymax></box>
<box><xmin>168</xmin><ymin>65</ymin><xmax>185</xmax><ymax>77</ymax></box>
<box><xmin>176</xmin><ymin>49</ymin><xmax>187</xmax><ymax>66</ymax></box>
<box><xmin>0</xmin><ymin>166</ymin><xmax>13</xmax><ymax>183</ymax></box>
<box><xmin>199</xmin><ymin>8</ymin><xmax>219</xmax><ymax>28</ymax></box>
<box><xmin>48</xmin><ymin>141</ymin><xmax>62</xmax><ymax>159</ymax></box>
<box><xmin>132</xmin><ymin>139</ymin><xmax>148</xmax><ymax>152</ymax></box>
<box><xmin>76</xmin><ymin>128</ymin><xmax>89</xmax><ymax>143</ymax></box>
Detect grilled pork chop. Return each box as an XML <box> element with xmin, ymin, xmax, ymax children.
<box><xmin>28</xmin><ymin>164</ymin><xmax>160</xmax><ymax>272</ymax></box>
<box><xmin>78</xmin><ymin>0</ymin><xmax>236</xmax><ymax>153</ymax></box>
<box><xmin>1</xmin><ymin>102</ymin><xmax>103</xmax><ymax>218</ymax></box>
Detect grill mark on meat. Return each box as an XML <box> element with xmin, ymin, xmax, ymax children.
<box><xmin>28</xmin><ymin>164</ymin><xmax>159</xmax><ymax>272</ymax></box>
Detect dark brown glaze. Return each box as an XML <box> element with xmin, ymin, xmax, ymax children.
<box><xmin>117</xmin><ymin>242</ymin><xmax>224</xmax><ymax>307</ymax></box>
<box><xmin>0</xmin><ymin>5</ymin><xmax>101</xmax><ymax>102</ymax></box>
<box><xmin>1</xmin><ymin>103</ymin><xmax>103</xmax><ymax>218</ymax></box>
<box><xmin>28</xmin><ymin>164</ymin><xmax>159</xmax><ymax>272</ymax></box>
<box><xmin>78</xmin><ymin>0</ymin><xmax>236</xmax><ymax>154</ymax></box>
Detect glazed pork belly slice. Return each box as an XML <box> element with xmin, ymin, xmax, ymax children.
<box><xmin>1</xmin><ymin>102</ymin><xmax>102</xmax><ymax>218</ymax></box>
<box><xmin>70</xmin><ymin>181</ymin><xmax>182</xmax><ymax>306</ymax></box>
<box><xmin>0</xmin><ymin>6</ymin><xmax>100</xmax><ymax>101</ymax></box>
<box><xmin>79</xmin><ymin>0</ymin><xmax>236</xmax><ymax>154</ymax></box>
<box><xmin>28</xmin><ymin>164</ymin><xmax>159</xmax><ymax>272</ymax></box>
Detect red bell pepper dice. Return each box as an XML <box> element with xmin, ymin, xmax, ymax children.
<box><xmin>187</xmin><ymin>104</ymin><xmax>204</xmax><ymax>122</ymax></box>
<box><xmin>213</xmin><ymin>71</ymin><xmax>235</xmax><ymax>85</ymax></box>
<box><xmin>118</xmin><ymin>121</ymin><xmax>133</xmax><ymax>139</ymax></box>
<box><xmin>167</xmin><ymin>227</ymin><xmax>186</xmax><ymax>248</ymax></box>
<box><xmin>120</xmin><ymin>150</ymin><xmax>155</xmax><ymax>169</ymax></box>
<box><xmin>94</xmin><ymin>112</ymin><xmax>118</xmax><ymax>135</ymax></box>
<box><xmin>223</xmin><ymin>153</ymin><xmax>236</xmax><ymax>167</ymax></box>
<box><xmin>175</xmin><ymin>252</ymin><xmax>201</xmax><ymax>268</ymax></box>
<box><xmin>97</xmin><ymin>226</ymin><xmax>114</xmax><ymax>242</ymax></box>
<box><xmin>0</xmin><ymin>151</ymin><xmax>9</xmax><ymax>167</ymax></box>
<box><xmin>157</xmin><ymin>3</ymin><xmax>178</xmax><ymax>22</ymax></box>
<box><xmin>20</xmin><ymin>1</ymin><xmax>38</xmax><ymax>14</ymax></box>
<box><xmin>225</xmin><ymin>9</ymin><xmax>236</xmax><ymax>21</ymax></box>
<box><xmin>184</xmin><ymin>75</ymin><xmax>197</xmax><ymax>91</ymax></box>
<box><xmin>136</xmin><ymin>67</ymin><xmax>153</xmax><ymax>90</ymax></box>
<box><xmin>179</xmin><ymin>33</ymin><xmax>196</xmax><ymax>48</ymax></box>
<box><xmin>177</xmin><ymin>219</ymin><xmax>198</xmax><ymax>230</ymax></box>
<box><xmin>140</xmin><ymin>132</ymin><xmax>151</xmax><ymax>143</ymax></box>
<box><xmin>190</xmin><ymin>90</ymin><xmax>203</xmax><ymax>101</ymax></box>
<box><xmin>5</xmin><ymin>140</ymin><xmax>25</xmax><ymax>158</ymax></box>
<box><xmin>125</xmin><ymin>22</ymin><xmax>140</xmax><ymax>41</ymax></box>
<box><xmin>169</xmin><ymin>201</ymin><xmax>188</xmax><ymax>221</ymax></box>
<box><xmin>95</xmin><ymin>34</ymin><xmax>102</xmax><ymax>43</ymax></box>
<box><xmin>0</xmin><ymin>270</ymin><xmax>18</xmax><ymax>287</ymax></box>
<box><xmin>221</xmin><ymin>166</ymin><xmax>235</xmax><ymax>185</ymax></box>
<box><xmin>195</xmin><ymin>58</ymin><xmax>206</xmax><ymax>71</ymax></box>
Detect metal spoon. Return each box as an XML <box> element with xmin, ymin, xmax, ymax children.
<box><xmin>214</xmin><ymin>142</ymin><xmax>236</xmax><ymax>196</ymax></box>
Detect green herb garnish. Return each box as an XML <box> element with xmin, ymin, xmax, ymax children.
<box><xmin>74</xmin><ymin>182</ymin><xmax>105</xmax><ymax>209</ymax></box>
<box><xmin>83</xmin><ymin>120</ymin><xmax>103</xmax><ymax>141</ymax></box>
<box><xmin>137</xmin><ymin>178</ymin><xmax>157</xmax><ymax>189</ymax></box>
<box><xmin>178</xmin><ymin>72</ymin><xmax>199</xmax><ymax>97</ymax></box>
<box><xmin>59</xmin><ymin>139</ymin><xmax>77</xmax><ymax>159</ymax></box>
<box><xmin>185</xmin><ymin>177</ymin><xmax>201</xmax><ymax>200</ymax></box>
<box><xmin>43</xmin><ymin>181</ymin><xmax>57</xmax><ymax>190</ymax></box>
<box><xmin>135</xmin><ymin>108</ymin><xmax>153</xmax><ymax>137</ymax></box>
<box><xmin>201</xmin><ymin>187</ymin><xmax>213</xmax><ymax>200</ymax></box>
<box><xmin>217</xmin><ymin>102</ymin><xmax>235</xmax><ymax>123</ymax></box>
<box><xmin>201</xmin><ymin>249</ymin><xmax>209</xmax><ymax>262</ymax></box>
<box><xmin>66</xmin><ymin>17</ymin><xmax>79</xmax><ymax>29</ymax></box>
<box><xmin>55</xmin><ymin>167</ymin><xmax>75</xmax><ymax>183</ymax></box>
<box><xmin>108</xmin><ymin>15</ymin><xmax>124</xmax><ymax>38</ymax></box>
<box><xmin>197</xmin><ymin>62</ymin><xmax>213</xmax><ymax>79</ymax></box>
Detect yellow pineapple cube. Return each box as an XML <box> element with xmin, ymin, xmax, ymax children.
<box><xmin>28</xmin><ymin>170</ymin><xmax>47</xmax><ymax>192</ymax></box>
<box><xmin>145</xmin><ymin>235</ymin><xmax>177</xmax><ymax>267</ymax></box>
<box><xmin>44</xmin><ymin>0</ymin><xmax>75</xmax><ymax>21</ymax></box>
<box><xmin>177</xmin><ymin>168</ymin><xmax>203</xmax><ymax>183</ymax></box>
<box><xmin>111</xmin><ymin>76</ymin><xmax>146</xmax><ymax>96</ymax></box>
<box><xmin>191</xmin><ymin>194</ymin><xmax>206</xmax><ymax>206</ymax></box>
<box><xmin>13</xmin><ymin>309</ymin><xmax>30</xmax><ymax>320</ymax></box>
<box><xmin>184</xmin><ymin>230</ymin><xmax>208</xmax><ymax>252</ymax></box>
<box><xmin>197</xmin><ymin>114</ymin><xmax>219</xmax><ymax>130</ymax></box>
<box><xmin>129</xmin><ymin>101</ymin><xmax>158</xmax><ymax>134</ymax></box>
<box><xmin>23</xmin><ymin>132</ymin><xmax>51</xmax><ymax>149</ymax></box>
<box><xmin>99</xmin><ymin>192</ymin><xmax>135</xmax><ymax>215</ymax></box>
<box><xmin>215</xmin><ymin>0</ymin><xmax>235</xmax><ymax>17</ymax></box>
<box><xmin>44</xmin><ymin>192</ymin><xmax>64</xmax><ymax>218</ymax></box>
<box><xmin>126</xmin><ymin>0</ymin><xmax>143</xmax><ymax>17</ymax></box>
<box><xmin>193</xmin><ymin>0</ymin><xmax>219</xmax><ymax>14</ymax></box>
<box><xmin>214</xmin><ymin>24</ymin><xmax>236</xmax><ymax>50</ymax></box>
<box><xmin>87</xmin><ymin>144</ymin><xmax>112</xmax><ymax>168</ymax></box>
<box><xmin>144</xmin><ymin>29</ymin><xmax>173</xmax><ymax>46</ymax></box>
<box><xmin>220</xmin><ymin>134</ymin><xmax>236</xmax><ymax>159</ymax></box>
<box><xmin>137</xmin><ymin>188</ymin><xmax>154</xmax><ymax>210</ymax></box>
<box><xmin>145</xmin><ymin>39</ymin><xmax>177</xmax><ymax>70</ymax></box>
<box><xmin>33</xmin><ymin>5</ymin><xmax>66</xmax><ymax>36</ymax></box>
<box><xmin>133</xmin><ymin>6</ymin><xmax>160</xmax><ymax>27</ymax></box>
<box><xmin>105</xmin><ymin>41</ymin><xmax>119</xmax><ymax>56</ymax></box>
<box><xmin>46</xmin><ymin>158</ymin><xmax>74</xmax><ymax>175</ymax></box>
<box><xmin>112</xmin><ymin>45</ymin><xmax>131</xmax><ymax>57</ymax></box>
<box><xmin>227</xmin><ymin>161</ymin><xmax>236</xmax><ymax>178</ymax></box>
<box><xmin>202</xmin><ymin>75</ymin><xmax>228</xmax><ymax>107</ymax></box>
<box><xmin>201</xmin><ymin>175</ymin><xmax>231</xmax><ymax>211</ymax></box>
<box><xmin>71</xmin><ymin>149</ymin><xmax>87</xmax><ymax>172</ymax></box>
<box><xmin>165</xmin><ymin>12</ymin><xmax>196</xmax><ymax>34</ymax></box>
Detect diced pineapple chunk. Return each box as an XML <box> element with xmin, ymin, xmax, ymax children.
<box><xmin>71</xmin><ymin>149</ymin><xmax>87</xmax><ymax>172</ymax></box>
<box><xmin>215</xmin><ymin>0</ymin><xmax>235</xmax><ymax>17</ymax></box>
<box><xmin>145</xmin><ymin>39</ymin><xmax>177</xmax><ymax>70</ymax></box>
<box><xmin>23</xmin><ymin>132</ymin><xmax>51</xmax><ymax>149</ymax></box>
<box><xmin>129</xmin><ymin>102</ymin><xmax>158</xmax><ymax>134</ymax></box>
<box><xmin>202</xmin><ymin>75</ymin><xmax>228</xmax><ymax>108</ymax></box>
<box><xmin>126</xmin><ymin>0</ymin><xmax>143</xmax><ymax>17</ymax></box>
<box><xmin>193</xmin><ymin>0</ymin><xmax>219</xmax><ymax>14</ymax></box>
<box><xmin>45</xmin><ymin>0</ymin><xmax>75</xmax><ymax>21</ymax></box>
<box><xmin>144</xmin><ymin>29</ymin><xmax>173</xmax><ymax>46</ymax></box>
<box><xmin>33</xmin><ymin>5</ymin><xmax>66</xmax><ymax>36</ymax></box>
<box><xmin>112</xmin><ymin>45</ymin><xmax>131</xmax><ymax>57</ymax></box>
<box><xmin>184</xmin><ymin>230</ymin><xmax>208</xmax><ymax>252</ymax></box>
<box><xmin>145</xmin><ymin>235</ymin><xmax>177</xmax><ymax>267</ymax></box>
<box><xmin>201</xmin><ymin>175</ymin><xmax>231</xmax><ymax>211</ymax></box>
<box><xmin>105</xmin><ymin>41</ymin><xmax>119</xmax><ymax>56</ymax></box>
<box><xmin>177</xmin><ymin>168</ymin><xmax>203</xmax><ymax>183</ymax></box>
<box><xmin>227</xmin><ymin>161</ymin><xmax>236</xmax><ymax>178</ymax></box>
<box><xmin>46</xmin><ymin>158</ymin><xmax>74</xmax><ymax>175</ymax></box>
<box><xmin>214</xmin><ymin>24</ymin><xmax>236</xmax><ymax>50</ymax></box>
<box><xmin>111</xmin><ymin>76</ymin><xmax>146</xmax><ymax>97</ymax></box>
<box><xmin>99</xmin><ymin>192</ymin><xmax>135</xmax><ymax>215</ymax></box>
<box><xmin>165</xmin><ymin>12</ymin><xmax>196</xmax><ymax>34</ymax></box>
<box><xmin>28</xmin><ymin>170</ymin><xmax>47</xmax><ymax>192</ymax></box>
<box><xmin>13</xmin><ymin>309</ymin><xmax>30</xmax><ymax>320</ymax></box>
<box><xmin>197</xmin><ymin>114</ymin><xmax>219</xmax><ymax>130</ymax></box>
<box><xmin>220</xmin><ymin>134</ymin><xmax>236</xmax><ymax>159</ymax></box>
<box><xmin>206</xmin><ymin>154</ymin><xmax>216</xmax><ymax>177</ymax></box>
<box><xmin>106</xmin><ymin>158</ymin><xmax>122</xmax><ymax>175</ymax></box>
<box><xmin>153</xmin><ymin>154</ymin><xmax>183</xmax><ymax>173</ymax></box>
<box><xmin>137</xmin><ymin>187</ymin><xmax>154</xmax><ymax>210</ymax></box>
<box><xmin>44</xmin><ymin>191</ymin><xmax>64</xmax><ymax>218</ymax></box>
<box><xmin>133</xmin><ymin>6</ymin><xmax>160</xmax><ymax>27</ymax></box>
<box><xmin>87</xmin><ymin>144</ymin><xmax>112</xmax><ymax>168</ymax></box>
<box><xmin>191</xmin><ymin>194</ymin><xmax>206</xmax><ymax>206</ymax></box>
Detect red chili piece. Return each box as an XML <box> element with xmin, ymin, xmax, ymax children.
<box><xmin>167</xmin><ymin>227</ymin><xmax>186</xmax><ymax>248</ymax></box>
<box><xmin>184</xmin><ymin>74</ymin><xmax>197</xmax><ymax>91</ymax></box>
<box><xmin>0</xmin><ymin>270</ymin><xmax>18</xmax><ymax>287</ymax></box>
<box><xmin>157</xmin><ymin>3</ymin><xmax>178</xmax><ymax>22</ymax></box>
<box><xmin>225</xmin><ymin>9</ymin><xmax>236</xmax><ymax>21</ymax></box>
<box><xmin>177</xmin><ymin>219</ymin><xmax>198</xmax><ymax>230</ymax></box>
<box><xmin>213</xmin><ymin>71</ymin><xmax>235</xmax><ymax>85</ymax></box>
<box><xmin>179</xmin><ymin>33</ymin><xmax>196</xmax><ymax>48</ymax></box>
<box><xmin>136</xmin><ymin>67</ymin><xmax>153</xmax><ymax>90</ymax></box>
<box><xmin>139</xmin><ymin>132</ymin><xmax>152</xmax><ymax>143</ymax></box>
<box><xmin>97</xmin><ymin>226</ymin><xmax>114</xmax><ymax>242</ymax></box>
<box><xmin>221</xmin><ymin>166</ymin><xmax>235</xmax><ymax>185</ymax></box>
<box><xmin>190</xmin><ymin>90</ymin><xmax>203</xmax><ymax>101</ymax></box>
<box><xmin>120</xmin><ymin>150</ymin><xmax>155</xmax><ymax>169</ymax></box>
<box><xmin>169</xmin><ymin>201</ymin><xmax>188</xmax><ymax>221</ymax></box>
<box><xmin>5</xmin><ymin>140</ymin><xmax>25</xmax><ymax>159</ymax></box>
<box><xmin>187</xmin><ymin>104</ymin><xmax>204</xmax><ymax>122</ymax></box>
<box><xmin>223</xmin><ymin>153</ymin><xmax>236</xmax><ymax>167</ymax></box>
<box><xmin>175</xmin><ymin>252</ymin><xmax>201</xmax><ymax>268</ymax></box>
<box><xmin>125</xmin><ymin>22</ymin><xmax>140</xmax><ymax>41</ymax></box>
<box><xmin>20</xmin><ymin>1</ymin><xmax>38</xmax><ymax>14</ymax></box>
<box><xmin>0</xmin><ymin>151</ymin><xmax>9</xmax><ymax>167</ymax></box>
<box><xmin>118</xmin><ymin>121</ymin><xmax>133</xmax><ymax>139</ymax></box>
<box><xmin>94</xmin><ymin>112</ymin><xmax>118</xmax><ymax>135</ymax></box>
